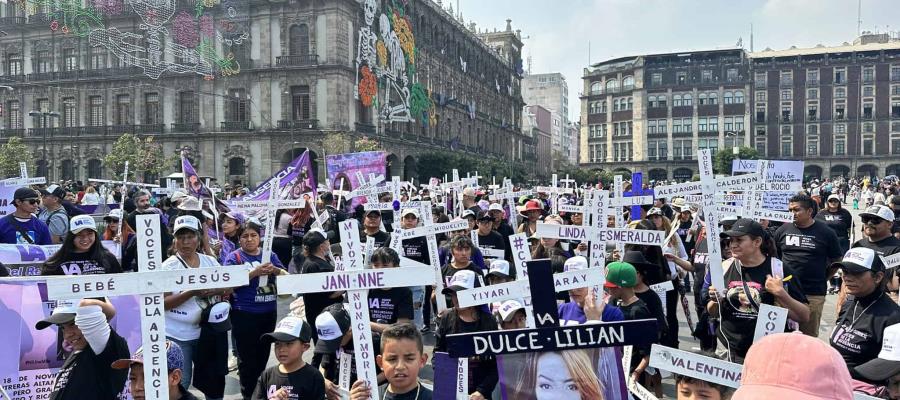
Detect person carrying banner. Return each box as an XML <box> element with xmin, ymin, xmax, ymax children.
<box><xmin>348</xmin><ymin>322</ymin><xmax>433</xmax><ymax>400</ymax></box>
<box><xmin>707</xmin><ymin>218</ymin><xmax>809</xmax><ymax>363</ymax></box>
<box><xmin>38</xmin><ymin>298</ymin><xmax>130</xmax><ymax>400</ymax></box>
<box><xmin>38</xmin><ymin>184</ymin><xmax>70</xmax><ymax>244</ymax></box>
<box><xmin>830</xmin><ymin>247</ymin><xmax>900</xmax><ymax>383</ymax></box>
<box><xmin>223</xmin><ymin>219</ymin><xmax>288</xmax><ymax>398</ymax></box>
<box><xmin>111</xmin><ymin>340</ymin><xmax>199</xmax><ymax>400</ymax></box>
<box><xmin>42</xmin><ymin>215</ymin><xmax>122</xmax><ymax>276</ymax></box>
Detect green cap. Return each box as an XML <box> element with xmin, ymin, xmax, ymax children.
<box><xmin>604</xmin><ymin>262</ymin><xmax>637</xmax><ymax>288</ymax></box>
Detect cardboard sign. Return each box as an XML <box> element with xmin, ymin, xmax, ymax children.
<box><xmin>699</xmin><ymin>149</ymin><xmax>727</xmax><ymax>296</ymax></box>
<box><xmin>653</xmin><ymin>181</ymin><xmax>702</xmax><ymax>198</ymax></box>
<box><xmin>714</xmin><ymin>173</ymin><xmax>761</xmax><ymax>190</ymax></box>
<box><xmin>649</xmin><ymin>344</ymin><xmax>742</xmax><ymax>388</ymax></box>
<box><xmin>881</xmin><ymin>252</ymin><xmax>900</xmax><ymax>270</ymax></box>
<box><xmin>752</xmin><ymin>304</ymin><xmax>789</xmax><ymax>343</ymax></box>
<box><xmin>609</xmin><ymin>195</ymin><xmax>655</xmax><ymax>207</ymax></box>
<box><xmin>456</xmin><ymin>280</ymin><xmax>529</xmax><ymax>308</ymax></box>
<box><xmin>535</xmin><ymin>224</ymin><xmax>664</xmax><ymax>246</ymax></box>
<box><xmin>558</xmin><ymin>204</ymin><xmax>584</xmax><ymax>214</ymax></box>
<box><xmin>553</xmin><ymin>268</ymin><xmax>605</xmax><ymax>292</ymax></box>
<box><xmin>276</xmin><ymin>267</ymin><xmax>434</xmax><ymax>294</ymax></box>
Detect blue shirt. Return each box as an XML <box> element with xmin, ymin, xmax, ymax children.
<box><xmin>557</xmin><ymin>301</ymin><xmax>624</xmax><ymax>326</ymax></box>
<box><xmin>224</xmin><ymin>249</ymin><xmax>285</xmax><ymax>313</ymax></box>
<box><xmin>0</xmin><ymin>215</ymin><xmax>52</xmax><ymax>245</ymax></box>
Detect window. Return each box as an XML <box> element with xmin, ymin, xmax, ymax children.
<box><xmin>6</xmin><ymin>100</ymin><xmax>19</xmax><ymax>129</ymax></box>
<box><xmin>892</xmin><ymin>65</ymin><xmax>900</xmax><ymax>81</ymax></box>
<box><xmin>781</xmin><ymin>136</ymin><xmax>792</xmax><ymax>157</ymax></box>
<box><xmin>835</xmin><ymin>136</ymin><xmax>846</xmax><ymax>155</ymax></box>
<box><xmin>62</xmin><ymin>48</ymin><xmax>77</xmax><ymax>72</ymax></box>
<box><xmin>735</xmin><ymin>116</ymin><xmax>744</xmax><ymax>132</ymax></box>
<box><xmin>734</xmin><ymin>90</ymin><xmax>744</xmax><ymax>104</ymax></box>
<box><xmin>863</xmin><ymin>67</ymin><xmax>875</xmax><ymax>83</ymax></box>
<box><xmin>144</xmin><ymin>93</ymin><xmax>160</xmax><ymax>125</ymax></box>
<box><xmin>835</xmin><ymin>103</ymin><xmax>846</xmax><ymax>120</ymax></box>
<box><xmin>87</xmin><ymin>159</ymin><xmax>102</xmax><ymax>179</ymax></box>
<box><xmin>623</xmin><ymin>76</ymin><xmax>634</xmax><ymax>90</ymax></box>
<box><xmin>807</xmin><ymin>124</ymin><xmax>818</xmax><ymax>136</ymax></box>
<box><xmin>647</xmin><ymin>140</ymin><xmax>667</xmax><ymax>160</ymax></box>
<box><xmin>590</xmin><ymin>82</ymin><xmax>602</xmax><ymax>94</ymax></box>
<box><xmin>781</xmin><ymin>90</ymin><xmax>792</xmax><ymax>101</ymax></box>
<box><xmin>701</xmin><ymin>70</ymin><xmax>713</xmax><ymax>83</ymax></box>
<box><xmin>35</xmin><ymin>50</ymin><xmax>51</xmax><ymax>73</ymax></box>
<box><xmin>116</xmin><ymin>94</ymin><xmax>131</xmax><ymax>125</ymax></box>
<box><xmin>88</xmin><ymin>96</ymin><xmax>103</xmax><ymax>126</ymax></box>
<box><xmin>227</xmin><ymin>88</ymin><xmax>248</xmax><ymax>122</ymax></box>
<box><xmin>605</xmin><ymin>79</ymin><xmax>618</xmax><ymax>92</ymax></box>
<box><xmin>673</xmin><ymin>94</ymin><xmax>682</xmax><ymax>107</ymax></box>
<box><xmin>835</xmin><ymin>87</ymin><xmax>846</xmax><ymax>98</ymax></box>
<box><xmin>807</xmin><ymin>88</ymin><xmax>818</xmax><ymax>99</ymax></box>
<box><xmin>863</xmin><ymin>122</ymin><xmax>874</xmax><ymax>133</ymax></box>
<box><xmin>755</xmin><ymin>72</ymin><xmax>767</xmax><ymax>88</ymax></box>
<box><xmin>709</xmin><ymin>116</ymin><xmax>718</xmax><ymax>132</ymax></box>
<box><xmin>673</xmin><ymin>139</ymin><xmax>692</xmax><ymax>160</ymax></box>
<box><xmin>34</xmin><ymin>98</ymin><xmax>50</xmax><ymax>128</ymax></box>
<box><xmin>863</xmin><ymin>101</ymin><xmax>873</xmax><ymax>119</ymax></box>
<box><xmin>698</xmin><ymin>93</ymin><xmax>708</xmax><ymax>105</ymax></box>
<box><xmin>893</xmin><ymin>135</ymin><xmax>900</xmax><ymax>154</ymax></box>
<box><xmin>698</xmin><ymin>117</ymin><xmax>707</xmax><ymax>132</ymax></box>
<box><xmin>780</xmin><ymin>71</ymin><xmax>793</xmax><ymax>86</ymax></box>
<box><xmin>683</xmin><ymin>94</ymin><xmax>693</xmax><ymax>106</ymax></box>
<box><xmin>892</xmin><ymin>100</ymin><xmax>900</xmax><ymax>118</ymax></box>
<box><xmin>6</xmin><ymin>53</ymin><xmax>21</xmax><ymax>75</ymax></box>
<box><xmin>724</xmin><ymin>91</ymin><xmax>733</xmax><ymax>104</ymax></box>
<box><xmin>807</xmin><ymin>69</ymin><xmax>819</xmax><ymax>85</ymax></box>
<box><xmin>89</xmin><ymin>47</ymin><xmax>105</xmax><ymax>70</ymax></box>
<box><xmin>893</xmin><ymin>85</ymin><xmax>900</xmax><ymax>96</ymax></box>
<box><xmin>726</xmin><ymin>68</ymin><xmax>738</xmax><ymax>82</ymax></box>
<box><xmin>647</xmin><ymin>96</ymin><xmax>657</xmax><ymax>108</ymax></box>
<box><xmin>863</xmin><ymin>135</ymin><xmax>874</xmax><ymax>155</ymax></box>
<box><xmin>228</xmin><ymin>158</ymin><xmax>246</xmax><ymax>176</ymax></box>
<box><xmin>698</xmin><ymin>138</ymin><xmax>718</xmax><ymax>155</ymax></box>
<box><xmin>656</xmin><ymin>119</ymin><xmax>667</xmax><ymax>134</ymax></box>
<box><xmin>863</xmin><ymin>86</ymin><xmax>875</xmax><ymax>97</ymax></box>
<box><xmin>613</xmin><ymin>99</ymin><xmax>620</xmax><ymax>112</ymax></box>
<box><xmin>807</xmin><ymin>137</ymin><xmax>818</xmax><ymax>156</ymax></box>
<box><xmin>651</xmin><ymin>73</ymin><xmax>662</xmax><ymax>85</ymax></box>
<box><xmin>657</xmin><ymin>95</ymin><xmax>667</xmax><ymax>108</ymax></box>
<box><xmin>724</xmin><ymin>117</ymin><xmax>734</xmax><ymax>131</ymax></box>
<box><xmin>835</xmin><ymin>67</ymin><xmax>846</xmax><ymax>84</ymax></box>
<box><xmin>677</xmin><ymin>71</ymin><xmax>686</xmax><ymax>85</ymax></box>
<box><xmin>781</xmin><ymin>105</ymin><xmax>791</xmax><ymax>123</ymax></box>
<box><xmin>835</xmin><ymin>124</ymin><xmax>847</xmax><ymax>134</ymax></box>
<box><xmin>755</xmin><ymin>136</ymin><xmax>767</xmax><ymax>155</ymax></box>
<box><xmin>626</xmin><ymin>97</ymin><xmax>633</xmax><ymax>110</ymax></box>
<box><xmin>600</xmin><ymin>100</ymin><xmax>607</xmax><ymax>113</ymax></box>
<box><xmin>682</xmin><ymin>117</ymin><xmax>692</xmax><ymax>133</ymax></box>
<box><xmin>179</xmin><ymin>91</ymin><xmax>196</xmax><ymax>123</ymax></box>
<box><xmin>672</xmin><ymin>118</ymin><xmax>682</xmax><ymax>133</ymax></box>
<box><xmin>647</xmin><ymin>119</ymin><xmax>657</xmax><ymax>134</ymax></box>
<box><xmin>292</xmin><ymin>85</ymin><xmax>311</xmax><ymax>120</ymax></box>
<box><xmin>807</xmin><ymin>103</ymin><xmax>818</xmax><ymax>121</ymax></box>
<box><xmin>756</xmin><ymin>106</ymin><xmax>766</xmax><ymax>123</ymax></box>
<box><xmin>613</xmin><ymin>142</ymin><xmax>632</xmax><ymax>161</ymax></box>
<box><xmin>289</xmin><ymin>24</ymin><xmax>310</xmax><ymax>56</ymax></box>
<box><xmin>62</xmin><ymin>97</ymin><xmax>76</xmax><ymax>127</ymax></box>
<box><xmin>708</xmin><ymin>92</ymin><xmax>718</xmax><ymax>105</ymax></box>
<box><xmin>755</xmin><ymin>91</ymin><xmax>766</xmax><ymax>102</ymax></box>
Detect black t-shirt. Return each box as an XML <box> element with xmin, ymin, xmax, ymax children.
<box><xmin>635</xmin><ymin>289</ymin><xmax>667</xmax><ymax>340</ymax></box>
<box><xmin>300</xmin><ymin>255</ymin><xmax>341</xmax><ymax>330</ymax></box>
<box><xmin>477</xmin><ymin>230</ymin><xmax>506</xmax><ymax>260</ymax></box>
<box><xmin>369</xmin><ymin>287</ymin><xmax>413</xmax><ymax>324</ymax></box>
<box><xmin>363</xmin><ymin>230</ymin><xmax>391</xmax><ymax>249</ymax></box>
<box><xmin>42</xmin><ymin>250</ymin><xmax>122</xmax><ymax>276</ymax></box>
<box><xmin>400</xmin><ymin>236</ymin><xmax>430</xmax><ymax>265</ymax></box>
<box><xmin>774</xmin><ymin>221</ymin><xmax>842</xmax><ymax>295</ymax></box>
<box><xmin>618</xmin><ymin>298</ymin><xmax>655</xmax><ymax>368</ymax></box>
<box><xmin>252</xmin><ymin>364</ymin><xmax>326</xmax><ymax>400</ymax></box>
<box><xmin>434</xmin><ymin>308</ymin><xmax>498</xmax><ymax>399</ymax></box>
<box><xmin>380</xmin><ymin>383</ymin><xmax>434</xmax><ymax>400</ymax></box>
<box><xmin>831</xmin><ymin>291</ymin><xmax>900</xmax><ymax>383</ymax></box>
<box><xmin>893</xmin><ymin>208</ymin><xmax>900</xmax><ymax>235</ymax></box>
<box><xmin>312</xmin><ymin>343</ymin><xmax>356</xmax><ymax>386</ymax></box>
<box><xmin>48</xmin><ymin>329</ymin><xmax>130</xmax><ymax>400</ymax></box>
<box><xmin>815</xmin><ymin>208</ymin><xmax>853</xmax><ymax>240</ymax></box>
<box><xmin>717</xmin><ymin>257</ymin><xmax>808</xmax><ymax>359</ymax></box>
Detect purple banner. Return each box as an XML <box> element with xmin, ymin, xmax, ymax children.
<box><xmin>182</xmin><ymin>156</ymin><xmax>213</xmax><ymax>200</ymax></box>
<box><xmin>325</xmin><ymin>151</ymin><xmax>386</xmax><ymax>210</ymax></box>
<box><xmin>238</xmin><ymin>150</ymin><xmax>317</xmax><ymax>202</ymax></box>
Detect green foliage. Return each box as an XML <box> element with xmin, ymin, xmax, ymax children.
<box><xmin>416</xmin><ymin>152</ymin><xmax>526</xmax><ymax>184</ymax></box>
<box><xmin>714</xmin><ymin>146</ymin><xmax>760</xmax><ymax>175</ymax></box>
<box><xmin>322</xmin><ymin>133</ymin><xmax>351</xmax><ymax>156</ymax></box>
<box><xmin>354</xmin><ymin>136</ymin><xmax>382</xmax><ymax>152</ymax></box>
<box><xmin>556</xmin><ymin>164</ymin><xmax>614</xmax><ymax>187</ymax></box>
<box><xmin>104</xmin><ymin>134</ymin><xmax>174</xmax><ymax>182</ymax></box>
<box><xmin>0</xmin><ymin>137</ymin><xmax>34</xmax><ymax>179</ymax></box>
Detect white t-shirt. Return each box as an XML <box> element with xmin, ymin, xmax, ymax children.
<box><xmin>162</xmin><ymin>253</ymin><xmax>221</xmax><ymax>341</ymax></box>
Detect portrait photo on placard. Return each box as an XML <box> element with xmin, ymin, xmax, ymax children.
<box><xmin>497</xmin><ymin>347</ymin><xmax>628</xmax><ymax>400</ymax></box>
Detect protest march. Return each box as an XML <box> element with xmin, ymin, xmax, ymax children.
<box><xmin>1</xmin><ymin>149</ymin><xmax>900</xmax><ymax>400</ymax></box>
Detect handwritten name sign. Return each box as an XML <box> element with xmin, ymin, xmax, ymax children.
<box><xmin>46</xmin><ymin>268</ymin><xmax>246</xmax><ymax>299</ymax></box>
<box><xmin>276</xmin><ymin>267</ymin><xmax>433</xmax><ymax>294</ymax></box>
<box><xmin>649</xmin><ymin>345</ymin><xmax>742</xmax><ymax>388</ymax></box>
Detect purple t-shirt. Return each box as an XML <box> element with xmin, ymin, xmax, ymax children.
<box><xmin>557</xmin><ymin>301</ymin><xmax>624</xmax><ymax>326</ymax></box>
<box><xmin>224</xmin><ymin>249</ymin><xmax>285</xmax><ymax>313</ymax></box>
<box><xmin>0</xmin><ymin>215</ymin><xmax>52</xmax><ymax>245</ymax></box>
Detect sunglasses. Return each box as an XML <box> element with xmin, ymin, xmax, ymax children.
<box><xmin>861</xmin><ymin>216</ymin><xmax>886</xmax><ymax>225</ymax></box>
<box><xmin>22</xmin><ymin>198</ymin><xmax>39</xmax><ymax>205</ymax></box>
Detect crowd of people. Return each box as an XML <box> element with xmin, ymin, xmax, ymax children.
<box><xmin>4</xmin><ymin>173</ymin><xmax>900</xmax><ymax>400</ymax></box>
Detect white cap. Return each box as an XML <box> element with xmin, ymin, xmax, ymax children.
<box><xmin>827</xmin><ymin>194</ymin><xmax>841</xmax><ymax>202</ymax></box>
<box><xmin>488</xmin><ymin>203</ymin><xmax>504</xmax><ymax>212</ymax></box>
<box><xmin>173</xmin><ymin>215</ymin><xmax>201</xmax><ymax>232</ymax></box>
<box><xmin>177</xmin><ymin>196</ymin><xmax>202</xmax><ymax>211</ymax></box>
<box><xmin>564</xmin><ymin>256</ymin><xmax>588</xmax><ymax>272</ymax></box>
<box><xmin>497</xmin><ymin>299</ymin><xmax>525</xmax><ymax>322</ymax></box>
<box><xmin>263</xmin><ymin>316</ymin><xmax>312</xmax><ymax>343</ymax></box>
<box><xmin>832</xmin><ymin>247</ymin><xmax>884</xmax><ymax>273</ymax></box>
<box><xmin>170</xmin><ymin>190</ymin><xmax>188</xmax><ymax>202</ymax></box>
<box><xmin>106</xmin><ymin>208</ymin><xmax>123</xmax><ymax>219</ymax></box>
<box><xmin>69</xmin><ymin>215</ymin><xmax>97</xmax><ymax>234</ymax></box>
<box><xmin>462</xmin><ymin>187</ymin><xmax>476</xmax><ymax>197</ymax></box>
<box><xmin>880</xmin><ymin>323</ymin><xmax>900</xmax><ymax>361</ymax></box>
<box><xmin>487</xmin><ymin>260</ymin><xmax>511</xmax><ymax>277</ymax></box>
<box><xmin>461</xmin><ymin>210</ymin><xmax>476</xmax><ymax>219</ymax></box>
<box><xmin>861</xmin><ymin>205</ymin><xmax>895</xmax><ymax>222</ymax></box>
<box><xmin>401</xmin><ymin>208</ymin><xmax>420</xmax><ymax>218</ymax></box>
<box><xmin>442</xmin><ymin>269</ymin><xmax>476</xmax><ymax>294</ymax></box>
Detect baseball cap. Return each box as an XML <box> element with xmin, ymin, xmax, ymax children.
<box><xmin>476</xmin><ymin>210</ymin><xmax>494</xmax><ymax>222</ymax></box>
<box><xmin>441</xmin><ymin>269</ymin><xmax>476</xmax><ymax>294</ymax></box>
<box><xmin>647</xmin><ymin>207</ymin><xmax>663</xmax><ymax>217</ymax></box>
<box><xmin>719</xmin><ymin>215</ymin><xmax>739</xmax><ymax>226</ymax></box>
<box><xmin>462</xmin><ymin>187</ymin><xmax>476</xmax><ymax>197</ymax></box>
<box><xmin>201</xmin><ymin>302</ymin><xmax>232</xmax><ymax>333</ymax></box>
<box><xmin>35</xmin><ymin>299</ymin><xmax>80</xmax><ymax>330</ymax></box>
<box><xmin>488</xmin><ymin>203</ymin><xmax>504</xmax><ymax>212</ymax></box>
<box><xmin>303</xmin><ymin>230</ymin><xmax>327</xmax><ymax>248</ymax></box>
<box><xmin>39</xmin><ymin>184</ymin><xmax>65</xmax><ymax>198</ymax></box>
<box><xmin>262</xmin><ymin>315</ymin><xmax>313</xmax><ymax>344</ymax></box>
<box><xmin>111</xmin><ymin>340</ymin><xmax>185</xmax><ymax>371</ymax></box>
<box><xmin>461</xmin><ymin>210</ymin><xmax>476</xmax><ymax>219</ymax></box>
<box><xmin>497</xmin><ymin>300</ymin><xmax>525</xmax><ymax>322</ymax></box>
<box><xmin>831</xmin><ymin>247</ymin><xmax>884</xmax><ymax>274</ymax></box>
<box><xmin>314</xmin><ymin>303</ymin><xmax>351</xmax><ymax>353</ymax></box>
<box><xmin>14</xmin><ymin>187</ymin><xmax>39</xmax><ymax>201</ymax></box>
<box><xmin>671</xmin><ymin>198</ymin><xmax>687</xmax><ymax>212</ymax></box>
<box><xmin>222</xmin><ymin>211</ymin><xmax>245</xmax><ymax>226</ymax></box>
<box><xmin>173</xmin><ymin>215</ymin><xmax>201</xmax><ymax>233</ymax></box>
<box><xmin>365</xmin><ymin>209</ymin><xmax>381</xmax><ymax>218</ymax></box>
<box><xmin>860</xmin><ymin>205</ymin><xmax>894</xmax><ymax>222</ymax></box>
<box><xmin>827</xmin><ymin>194</ymin><xmax>841</xmax><ymax>202</ymax></box>
<box><xmin>733</xmin><ymin>333</ymin><xmax>852</xmax><ymax>400</ymax></box>
<box><xmin>170</xmin><ymin>190</ymin><xmax>188</xmax><ymax>203</ymax></box>
<box><xmin>401</xmin><ymin>208</ymin><xmax>419</xmax><ymax>218</ymax></box>
<box><xmin>177</xmin><ymin>196</ymin><xmax>202</xmax><ymax>211</ymax></box>
<box><xmin>855</xmin><ymin>323</ymin><xmax>900</xmax><ymax>381</ymax></box>
<box><xmin>720</xmin><ymin>218</ymin><xmax>766</xmax><ymax>239</ymax></box>
<box><xmin>564</xmin><ymin>256</ymin><xmax>588</xmax><ymax>272</ymax></box>
<box><xmin>69</xmin><ymin>215</ymin><xmax>97</xmax><ymax>234</ymax></box>
<box><xmin>604</xmin><ymin>262</ymin><xmax>637</xmax><ymax>288</ymax></box>
<box><xmin>104</xmin><ymin>208</ymin><xmax>123</xmax><ymax>222</ymax></box>
<box><xmin>487</xmin><ymin>260</ymin><xmax>511</xmax><ymax>277</ymax></box>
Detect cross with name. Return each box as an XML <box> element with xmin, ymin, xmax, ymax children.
<box><xmin>0</xmin><ymin>162</ymin><xmax>46</xmax><ymax>186</ymax></box>
<box><xmin>152</xmin><ymin>179</ymin><xmax>179</xmax><ymax>196</ymax></box>
<box><xmin>44</xmin><ymin>214</ymin><xmax>248</xmax><ymax>400</ymax></box>
<box><xmin>490</xmin><ymin>180</ymin><xmax>532</xmax><ymax>233</ymax></box>
<box><xmin>535</xmin><ymin>174</ymin><xmax>575</xmax><ymax>215</ymax></box>
<box><xmin>276</xmin><ymin>219</ymin><xmax>435</xmax><ymax>400</ymax></box>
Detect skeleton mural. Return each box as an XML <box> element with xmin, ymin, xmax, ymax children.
<box><xmin>9</xmin><ymin>0</ymin><xmax>250</xmax><ymax>80</ymax></box>
<box><xmin>355</xmin><ymin>0</ymin><xmax>431</xmax><ymax>125</ymax></box>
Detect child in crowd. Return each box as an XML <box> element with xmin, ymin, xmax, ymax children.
<box><xmin>253</xmin><ymin>316</ymin><xmax>325</xmax><ymax>400</ymax></box>
<box><xmin>675</xmin><ymin>374</ymin><xmax>732</xmax><ymax>400</ymax></box>
<box><xmin>312</xmin><ymin>302</ymin><xmax>357</xmax><ymax>399</ymax></box>
<box><xmin>495</xmin><ymin>299</ymin><xmax>527</xmax><ymax>330</ymax></box>
<box><xmin>605</xmin><ymin>261</ymin><xmax>657</xmax><ymax>391</ymax></box>
<box><xmin>349</xmin><ymin>323</ymin><xmax>433</xmax><ymax>400</ymax></box>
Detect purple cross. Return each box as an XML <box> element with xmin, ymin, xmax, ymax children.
<box><xmin>624</xmin><ymin>172</ymin><xmax>653</xmax><ymax>221</ymax></box>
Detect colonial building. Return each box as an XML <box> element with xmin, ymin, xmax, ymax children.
<box><xmin>580</xmin><ymin>35</ymin><xmax>900</xmax><ymax>181</ymax></box>
<box><xmin>0</xmin><ymin>0</ymin><xmax>526</xmax><ymax>185</ymax></box>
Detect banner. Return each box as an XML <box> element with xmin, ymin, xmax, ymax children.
<box><xmin>239</xmin><ymin>150</ymin><xmax>317</xmax><ymax>203</ymax></box>
<box><xmin>732</xmin><ymin>159</ymin><xmax>803</xmax><ymax>210</ymax></box>
<box><xmin>325</xmin><ymin>151</ymin><xmax>386</xmax><ymax>209</ymax></box>
<box><xmin>181</xmin><ymin>155</ymin><xmax>213</xmax><ymax>200</ymax></box>
<box><xmin>0</xmin><ymin>185</ymin><xmax>18</xmax><ymax>217</ymax></box>
<box><xmin>0</xmin><ymin>242</ymin><xmax>121</xmax><ymax>277</ymax></box>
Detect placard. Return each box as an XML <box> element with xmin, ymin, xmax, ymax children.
<box><xmin>653</xmin><ymin>181</ymin><xmax>702</xmax><ymax>198</ymax></box>
<box><xmin>649</xmin><ymin>344</ymin><xmax>742</xmax><ymax>388</ymax></box>
<box><xmin>276</xmin><ymin>267</ymin><xmax>434</xmax><ymax>294</ymax></box>
<box><xmin>881</xmin><ymin>252</ymin><xmax>900</xmax><ymax>270</ymax></box>
<box><xmin>752</xmin><ymin>304</ymin><xmax>788</xmax><ymax>343</ymax></box>
<box><xmin>456</xmin><ymin>280</ymin><xmax>529</xmax><ymax>308</ymax></box>
<box><xmin>45</xmin><ymin>268</ymin><xmax>246</xmax><ymax>300</ymax></box>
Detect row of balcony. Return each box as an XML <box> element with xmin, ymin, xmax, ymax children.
<box><xmin>755</xmin><ymin>114</ymin><xmax>900</xmax><ymax>124</ymax></box>
<box><xmin>0</xmin><ymin>119</ymin><xmax>319</xmax><ymax>137</ymax></box>
<box><xmin>586</xmin><ymin>84</ymin><xmax>636</xmax><ymax>96</ymax></box>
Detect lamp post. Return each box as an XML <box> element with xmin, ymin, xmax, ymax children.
<box><xmin>29</xmin><ymin>109</ymin><xmax>59</xmax><ymax>178</ymax></box>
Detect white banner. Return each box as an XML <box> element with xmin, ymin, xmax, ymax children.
<box><xmin>653</xmin><ymin>181</ymin><xmax>702</xmax><ymax>198</ymax></box>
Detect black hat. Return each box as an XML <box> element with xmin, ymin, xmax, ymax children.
<box><xmin>476</xmin><ymin>210</ymin><xmax>495</xmax><ymax>222</ymax></box>
<box><xmin>720</xmin><ymin>218</ymin><xmax>766</xmax><ymax>239</ymax></box>
<box><xmin>314</xmin><ymin>303</ymin><xmax>352</xmax><ymax>353</ymax></box>
<box><xmin>303</xmin><ymin>230</ymin><xmax>328</xmax><ymax>248</ymax></box>
<box><xmin>621</xmin><ymin>250</ymin><xmax>659</xmax><ymax>273</ymax></box>
<box><xmin>14</xmin><ymin>187</ymin><xmax>39</xmax><ymax>201</ymax></box>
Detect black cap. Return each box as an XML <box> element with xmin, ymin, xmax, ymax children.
<box><xmin>476</xmin><ymin>210</ymin><xmax>495</xmax><ymax>222</ymax></box>
<box><xmin>720</xmin><ymin>218</ymin><xmax>766</xmax><ymax>239</ymax></box>
<box><xmin>314</xmin><ymin>303</ymin><xmax>352</xmax><ymax>353</ymax></box>
<box><xmin>14</xmin><ymin>187</ymin><xmax>39</xmax><ymax>201</ymax></box>
<box><xmin>303</xmin><ymin>230</ymin><xmax>328</xmax><ymax>248</ymax></box>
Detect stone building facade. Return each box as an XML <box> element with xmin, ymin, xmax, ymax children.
<box><xmin>0</xmin><ymin>0</ymin><xmax>526</xmax><ymax>186</ymax></box>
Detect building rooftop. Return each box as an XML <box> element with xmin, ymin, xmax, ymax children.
<box><xmin>750</xmin><ymin>39</ymin><xmax>900</xmax><ymax>58</ymax></box>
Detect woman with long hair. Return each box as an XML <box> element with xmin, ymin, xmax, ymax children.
<box><xmin>707</xmin><ymin>218</ymin><xmax>809</xmax><ymax>363</ymax></box>
<box><xmin>515</xmin><ymin>350</ymin><xmax>604</xmax><ymax>400</ymax></box>
<box><xmin>42</xmin><ymin>215</ymin><xmax>122</xmax><ymax>275</ymax></box>
<box><xmin>102</xmin><ymin>209</ymin><xmax>134</xmax><ymax>244</ymax></box>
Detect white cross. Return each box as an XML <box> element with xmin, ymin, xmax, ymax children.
<box><xmin>489</xmin><ymin>181</ymin><xmax>532</xmax><ymax>233</ymax></box>
<box><xmin>45</xmin><ymin>215</ymin><xmax>248</xmax><ymax>400</ymax></box>
<box><xmin>276</xmin><ymin>219</ymin><xmax>434</xmax><ymax>400</ymax></box>
<box><xmin>698</xmin><ymin>149</ymin><xmax>728</xmax><ymax>295</ymax></box>
<box><xmin>0</xmin><ymin>162</ymin><xmax>46</xmax><ymax>186</ymax></box>
<box><xmin>152</xmin><ymin>179</ymin><xmax>179</xmax><ymax>196</ymax></box>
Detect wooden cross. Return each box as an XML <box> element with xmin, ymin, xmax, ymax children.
<box><xmin>276</xmin><ymin>219</ymin><xmax>435</xmax><ymax>400</ymax></box>
<box><xmin>45</xmin><ymin>215</ymin><xmax>248</xmax><ymax>400</ymax></box>
<box><xmin>0</xmin><ymin>162</ymin><xmax>46</xmax><ymax>186</ymax></box>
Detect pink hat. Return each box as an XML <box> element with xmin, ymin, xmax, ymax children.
<box><xmin>733</xmin><ymin>333</ymin><xmax>852</xmax><ymax>400</ymax></box>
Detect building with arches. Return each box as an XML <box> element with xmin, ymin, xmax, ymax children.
<box><xmin>0</xmin><ymin>0</ymin><xmax>526</xmax><ymax>186</ymax></box>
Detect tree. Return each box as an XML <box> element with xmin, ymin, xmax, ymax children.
<box><xmin>104</xmin><ymin>134</ymin><xmax>174</xmax><ymax>182</ymax></box>
<box><xmin>322</xmin><ymin>133</ymin><xmax>351</xmax><ymax>156</ymax></box>
<box><xmin>0</xmin><ymin>137</ymin><xmax>34</xmax><ymax>178</ymax></box>
<box><xmin>353</xmin><ymin>135</ymin><xmax>381</xmax><ymax>152</ymax></box>
<box><xmin>714</xmin><ymin>146</ymin><xmax>759</xmax><ymax>175</ymax></box>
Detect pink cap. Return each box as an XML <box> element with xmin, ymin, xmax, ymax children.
<box><xmin>733</xmin><ymin>333</ymin><xmax>852</xmax><ymax>400</ymax></box>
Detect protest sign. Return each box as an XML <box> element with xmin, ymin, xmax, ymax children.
<box><xmin>649</xmin><ymin>345</ymin><xmax>742</xmax><ymax>388</ymax></box>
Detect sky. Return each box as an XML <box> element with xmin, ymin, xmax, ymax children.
<box><xmin>455</xmin><ymin>0</ymin><xmax>900</xmax><ymax>121</ymax></box>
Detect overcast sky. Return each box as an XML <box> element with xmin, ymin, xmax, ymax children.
<box><xmin>455</xmin><ymin>0</ymin><xmax>900</xmax><ymax>121</ymax></box>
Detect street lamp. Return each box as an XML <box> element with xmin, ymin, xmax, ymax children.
<box><xmin>29</xmin><ymin>109</ymin><xmax>59</xmax><ymax>178</ymax></box>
